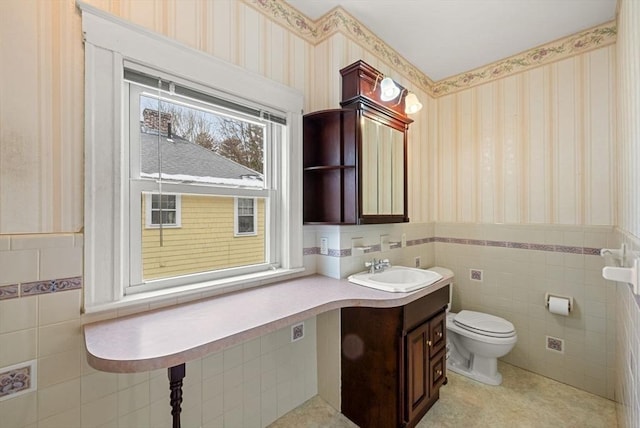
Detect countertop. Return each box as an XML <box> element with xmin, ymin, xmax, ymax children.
<box><xmin>83</xmin><ymin>267</ymin><xmax>453</xmax><ymax>373</ymax></box>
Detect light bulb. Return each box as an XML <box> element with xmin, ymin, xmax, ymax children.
<box><xmin>380</xmin><ymin>77</ymin><xmax>400</xmax><ymax>101</ymax></box>
<box><xmin>404</xmin><ymin>92</ymin><xmax>423</xmax><ymax>114</ymax></box>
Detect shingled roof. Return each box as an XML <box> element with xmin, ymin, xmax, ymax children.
<box><xmin>140</xmin><ymin>130</ymin><xmax>263</xmax><ymax>188</ymax></box>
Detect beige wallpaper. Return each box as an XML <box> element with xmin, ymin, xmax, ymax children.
<box><xmin>431</xmin><ymin>47</ymin><xmax>616</xmax><ymax>225</ymax></box>
<box><xmin>0</xmin><ymin>0</ymin><xmax>616</xmax><ymax>234</ymax></box>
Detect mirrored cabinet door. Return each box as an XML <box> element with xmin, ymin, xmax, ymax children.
<box><xmin>361</xmin><ymin>116</ymin><xmax>405</xmax><ymax>217</ymax></box>
<box><xmin>361</xmin><ymin>117</ymin><xmax>379</xmax><ymax>216</ymax></box>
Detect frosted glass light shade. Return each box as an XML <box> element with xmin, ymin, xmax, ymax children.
<box><xmin>380</xmin><ymin>77</ymin><xmax>400</xmax><ymax>101</ymax></box>
<box><xmin>405</xmin><ymin>92</ymin><xmax>423</xmax><ymax>114</ymax></box>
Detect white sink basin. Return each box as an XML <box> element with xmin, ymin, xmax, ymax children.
<box><xmin>348</xmin><ymin>266</ymin><xmax>443</xmax><ymax>293</ymax></box>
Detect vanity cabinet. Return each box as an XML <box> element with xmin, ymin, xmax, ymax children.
<box><xmin>303</xmin><ymin>60</ymin><xmax>412</xmax><ymax>224</ymax></box>
<box><xmin>341</xmin><ymin>285</ymin><xmax>449</xmax><ymax>428</ymax></box>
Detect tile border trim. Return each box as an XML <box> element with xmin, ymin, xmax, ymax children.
<box><xmin>0</xmin><ymin>359</ymin><xmax>37</xmax><ymax>402</ymax></box>
<box><xmin>1</xmin><ymin>276</ymin><xmax>82</xmax><ymax>301</ymax></box>
<box><xmin>0</xmin><ymin>284</ymin><xmax>19</xmax><ymax>301</ymax></box>
<box><xmin>306</xmin><ymin>236</ymin><xmax>601</xmax><ymax>258</ymax></box>
<box><xmin>21</xmin><ymin>276</ymin><xmax>83</xmax><ymax>296</ymax></box>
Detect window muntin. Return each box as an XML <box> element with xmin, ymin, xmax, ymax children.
<box><xmin>128</xmin><ymin>81</ymin><xmax>278</xmax><ymax>290</ymax></box>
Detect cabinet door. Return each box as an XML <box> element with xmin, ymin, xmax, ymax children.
<box><xmin>405</xmin><ymin>323</ymin><xmax>429</xmax><ymax>422</ymax></box>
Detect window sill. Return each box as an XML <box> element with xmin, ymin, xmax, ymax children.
<box><xmin>82</xmin><ymin>267</ymin><xmax>306</xmax><ymax>315</ymax></box>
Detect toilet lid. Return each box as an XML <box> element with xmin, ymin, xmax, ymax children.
<box><xmin>453</xmin><ymin>310</ymin><xmax>516</xmax><ymax>338</ymax></box>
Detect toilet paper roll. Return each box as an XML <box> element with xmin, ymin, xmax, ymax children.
<box><xmin>548</xmin><ymin>296</ymin><xmax>570</xmax><ymax>316</ymax></box>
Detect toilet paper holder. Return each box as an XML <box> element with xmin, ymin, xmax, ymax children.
<box><xmin>545</xmin><ymin>293</ymin><xmax>573</xmax><ymax>312</ymax></box>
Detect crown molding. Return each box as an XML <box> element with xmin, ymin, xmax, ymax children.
<box><xmin>245</xmin><ymin>0</ymin><xmax>616</xmax><ymax>98</ymax></box>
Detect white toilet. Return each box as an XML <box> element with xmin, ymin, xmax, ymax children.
<box><xmin>446</xmin><ymin>287</ymin><xmax>517</xmax><ymax>385</ymax></box>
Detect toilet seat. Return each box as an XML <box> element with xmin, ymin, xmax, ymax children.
<box><xmin>453</xmin><ymin>310</ymin><xmax>515</xmax><ymax>338</ymax></box>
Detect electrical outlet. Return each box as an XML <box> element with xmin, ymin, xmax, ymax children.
<box><xmin>414</xmin><ymin>256</ymin><xmax>421</xmax><ymax>268</ymax></box>
<box><xmin>291</xmin><ymin>323</ymin><xmax>304</xmax><ymax>342</ymax></box>
<box><xmin>401</xmin><ymin>233</ymin><xmax>407</xmax><ymax>248</ymax></box>
<box><xmin>470</xmin><ymin>269</ymin><xmax>483</xmax><ymax>282</ymax></box>
<box><xmin>320</xmin><ymin>237</ymin><xmax>328</xmax><ymax>255</ymax></box>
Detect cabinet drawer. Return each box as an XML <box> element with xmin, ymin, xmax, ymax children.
<box><xmin>428</xmin><ymin>311</ymin><xmax>446</xmax><ymax>358</ymax></box>
<box><xmin>404</xmin><ymin>285</ymin><xmax>449</xmax><ymax>332</ymax></box>
<box><xmin>429</xmin><ymin>349</ymin><xmax>446</xmax><ymax>392</ymax></box>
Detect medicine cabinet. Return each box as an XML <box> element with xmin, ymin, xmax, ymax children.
<box><xmin>303</xmin><ymin>60</ymin><xmax>412</xmax><ymax>224</ymax></box>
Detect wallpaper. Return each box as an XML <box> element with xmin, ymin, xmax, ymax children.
<box><xmin>0</xmin><ymin>0</ymin><xmax>616</xmax><ymax>231</ymax></box>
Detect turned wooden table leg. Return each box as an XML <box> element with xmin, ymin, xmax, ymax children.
<box><xmin>168</xmin><ymin>363</ymin><xmax>186</xmax><ymax>428</ymax></box>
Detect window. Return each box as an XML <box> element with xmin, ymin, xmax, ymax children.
<box><xmin>80</xmin><ymin>4</ymin><xmax>303</xmax><ymax>312</ymax></box>
<box><xmin>146</xmin><ymin>194</ymin><xmax>181</xmax><ymax>228</ymax></box>
<box><xmin>235</xmin><ymin>198</ymin><xmax>257</xmax><ymax>235</ymax></box>
<box><xmin>127</xmin><ymin>77</ymin><xmax>275</xmax><ymax>287</ymax></box>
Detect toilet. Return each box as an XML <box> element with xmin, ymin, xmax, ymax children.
<box><xmin>446</xmin><ymin>286</ymin><xmax>517</xmax><ymax>385</ymax></box>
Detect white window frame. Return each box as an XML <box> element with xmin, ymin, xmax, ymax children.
<box><xmin>145</xmin><ymin>193</ymin><xmax>182</xmax><ymax>229</ymax></box>
<box><xmin>80</xmin><ymin>2</ymin><xmax>304</xmax><ymax>313</ymax></box>
<box><xmin>234</xmin><ymin>197</ymin><xmax>258</xmax><ymax>236</ymax></box>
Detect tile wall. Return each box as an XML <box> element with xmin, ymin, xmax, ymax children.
<box><xmin>615</xmin><ymin>1</ymin><xmax>640</xmax><ymax>426</ymax></box>
<box><xmin>310</xmin><ymin>222</ymin><xmax>617</xmax><ymax>403</ymax></box>
<box><xmin>614</xmin><ymin>230</ymin><xmax>640</xmax><ymax>428</ymax></box>
<box><xmin>0</xmin><ymin>233</ymin><xmax>318</xmax><ymax>428</ymax></box>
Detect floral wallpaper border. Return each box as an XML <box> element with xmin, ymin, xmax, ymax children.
<box><xmin>246</xmin><ymin>0</ymin><xmax>616</xmax><ymax>97</ymax></box>
<box><xmin>432</xmin><ymin>22</ymin><xmax>617</xmax><ymax>96</ymax></box>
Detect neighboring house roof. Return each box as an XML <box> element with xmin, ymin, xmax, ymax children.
<box><xmin>140</xmin><ymin>130</ymin><xmax>263</xmax><ymax>188</ymax></box>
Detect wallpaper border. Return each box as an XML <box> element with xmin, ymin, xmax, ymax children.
<box><xmin>246</xmin><ymin>0</ymin><xmax>616</xmax><ymax>97</ymax></box>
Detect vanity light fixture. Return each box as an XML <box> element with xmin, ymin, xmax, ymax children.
<box><xmin>379</xmin><ymin>77</ymin><xmax>400</xmax><ymax>101</ymax></box>
<box><xmin>404</xmin><ymin>92</ymin><xmax>423</xmax><ymax>114</ymax></box>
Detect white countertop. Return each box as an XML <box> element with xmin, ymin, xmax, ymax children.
<box><xmin>83</xmin><ymin>268</ymin><xmax>453</xmax><ymax>373</ymax></box>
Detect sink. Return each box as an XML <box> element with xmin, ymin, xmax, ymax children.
<box><xmin>348</xmin><ymin>266</ymin><xmax>443</xmax><ymax>293</ymax></box>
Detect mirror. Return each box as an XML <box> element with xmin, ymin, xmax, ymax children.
<box><xmin>361</xmin><ymin>116</ymin><xmax>405</xmax><ymax>216</ymax></box>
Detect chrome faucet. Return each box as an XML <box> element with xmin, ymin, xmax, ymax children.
<box><xmin>365</xmin><ymin>258</ymin><xmax>391</xmax><ymax>273</ymax></box>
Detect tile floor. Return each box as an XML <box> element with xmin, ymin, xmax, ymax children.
<box><xmin>268</xmin><ymin>362</ymin><xmax>617</xmax><ymax>428</ymax></box>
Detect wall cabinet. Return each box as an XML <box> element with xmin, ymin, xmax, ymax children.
<box><xmin>341</xmin><ymin>285</ymin><xmax>449</xmax><ymax>428</ymax></box>
<box><xmin>303</xmin><ymin>60</ymin><xmax>412</xmax><ymax>224</ymax></box>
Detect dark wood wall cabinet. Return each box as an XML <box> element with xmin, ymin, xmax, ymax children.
<box><xmin>341</xmin><ymin>285</ymin><xmax>449</xmax><ymax>428</ymax></box>
<box><xmin>303</xmin><ymin>60</ymin><xmax>413</xmax><ymax>224</ymax></box>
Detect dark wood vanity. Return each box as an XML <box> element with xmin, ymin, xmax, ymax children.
<box><xmin>303</xmin><ymin>60</ymin><xmax>412</xmax><ymax>224</ymax></box>
<box><xmin>341</xmin><ymin>285</ymin><xmax>449</xmax><ymax>428</ymax></box>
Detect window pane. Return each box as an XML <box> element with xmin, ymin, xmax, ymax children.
<box><xmin>139</xmin><ymin>95</ymin><xmax>265</xmax><ymax>188</ymax></box>
<box><xmin>238</xmin><ymin>216</ymin><xmax>254</xmax><ymax>234</ymax></box>
<box><xmin>238</xmin><ymin>198</ymin><xmax>254</xmax><ymax>216</ymax></box>
<box><xmin>142</xmin><ymin>194</ymin><xmax>265</xmax><ymax>281</ymax></box>
<box><xmin>162</xmin><ymin>211</ymin><xmax>176</xmax><ymax>224</ymax></box>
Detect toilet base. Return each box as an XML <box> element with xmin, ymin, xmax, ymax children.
<box><xmin>446</xmin><ymin>359</ymin><xmax>503</xmax><ymax>385</ymax></box>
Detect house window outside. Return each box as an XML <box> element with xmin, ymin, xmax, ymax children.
<box><xmin>236</xmin><ymin>198</ymin><xmax>257</xmax><ymax>235</ymax></box>
<box><xmin>146</xmin><ymin>194</ymin><xmax>181</xmax><ymax>228</ymax></box>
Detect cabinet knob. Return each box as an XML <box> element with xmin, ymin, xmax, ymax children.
<box><xmin>427</xmin><ymin>340</ymin><xmax>432</xmax><ymax>347</ymax></box>
<box><xmin>436</xmin><ymin>369</ymin><xmax>443</xmax><ymax>377</ymax></box>
<box><xmin>436</xmin><ymin>331</ymin><xmax>443</xmax><ymax>338</ymax></box>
